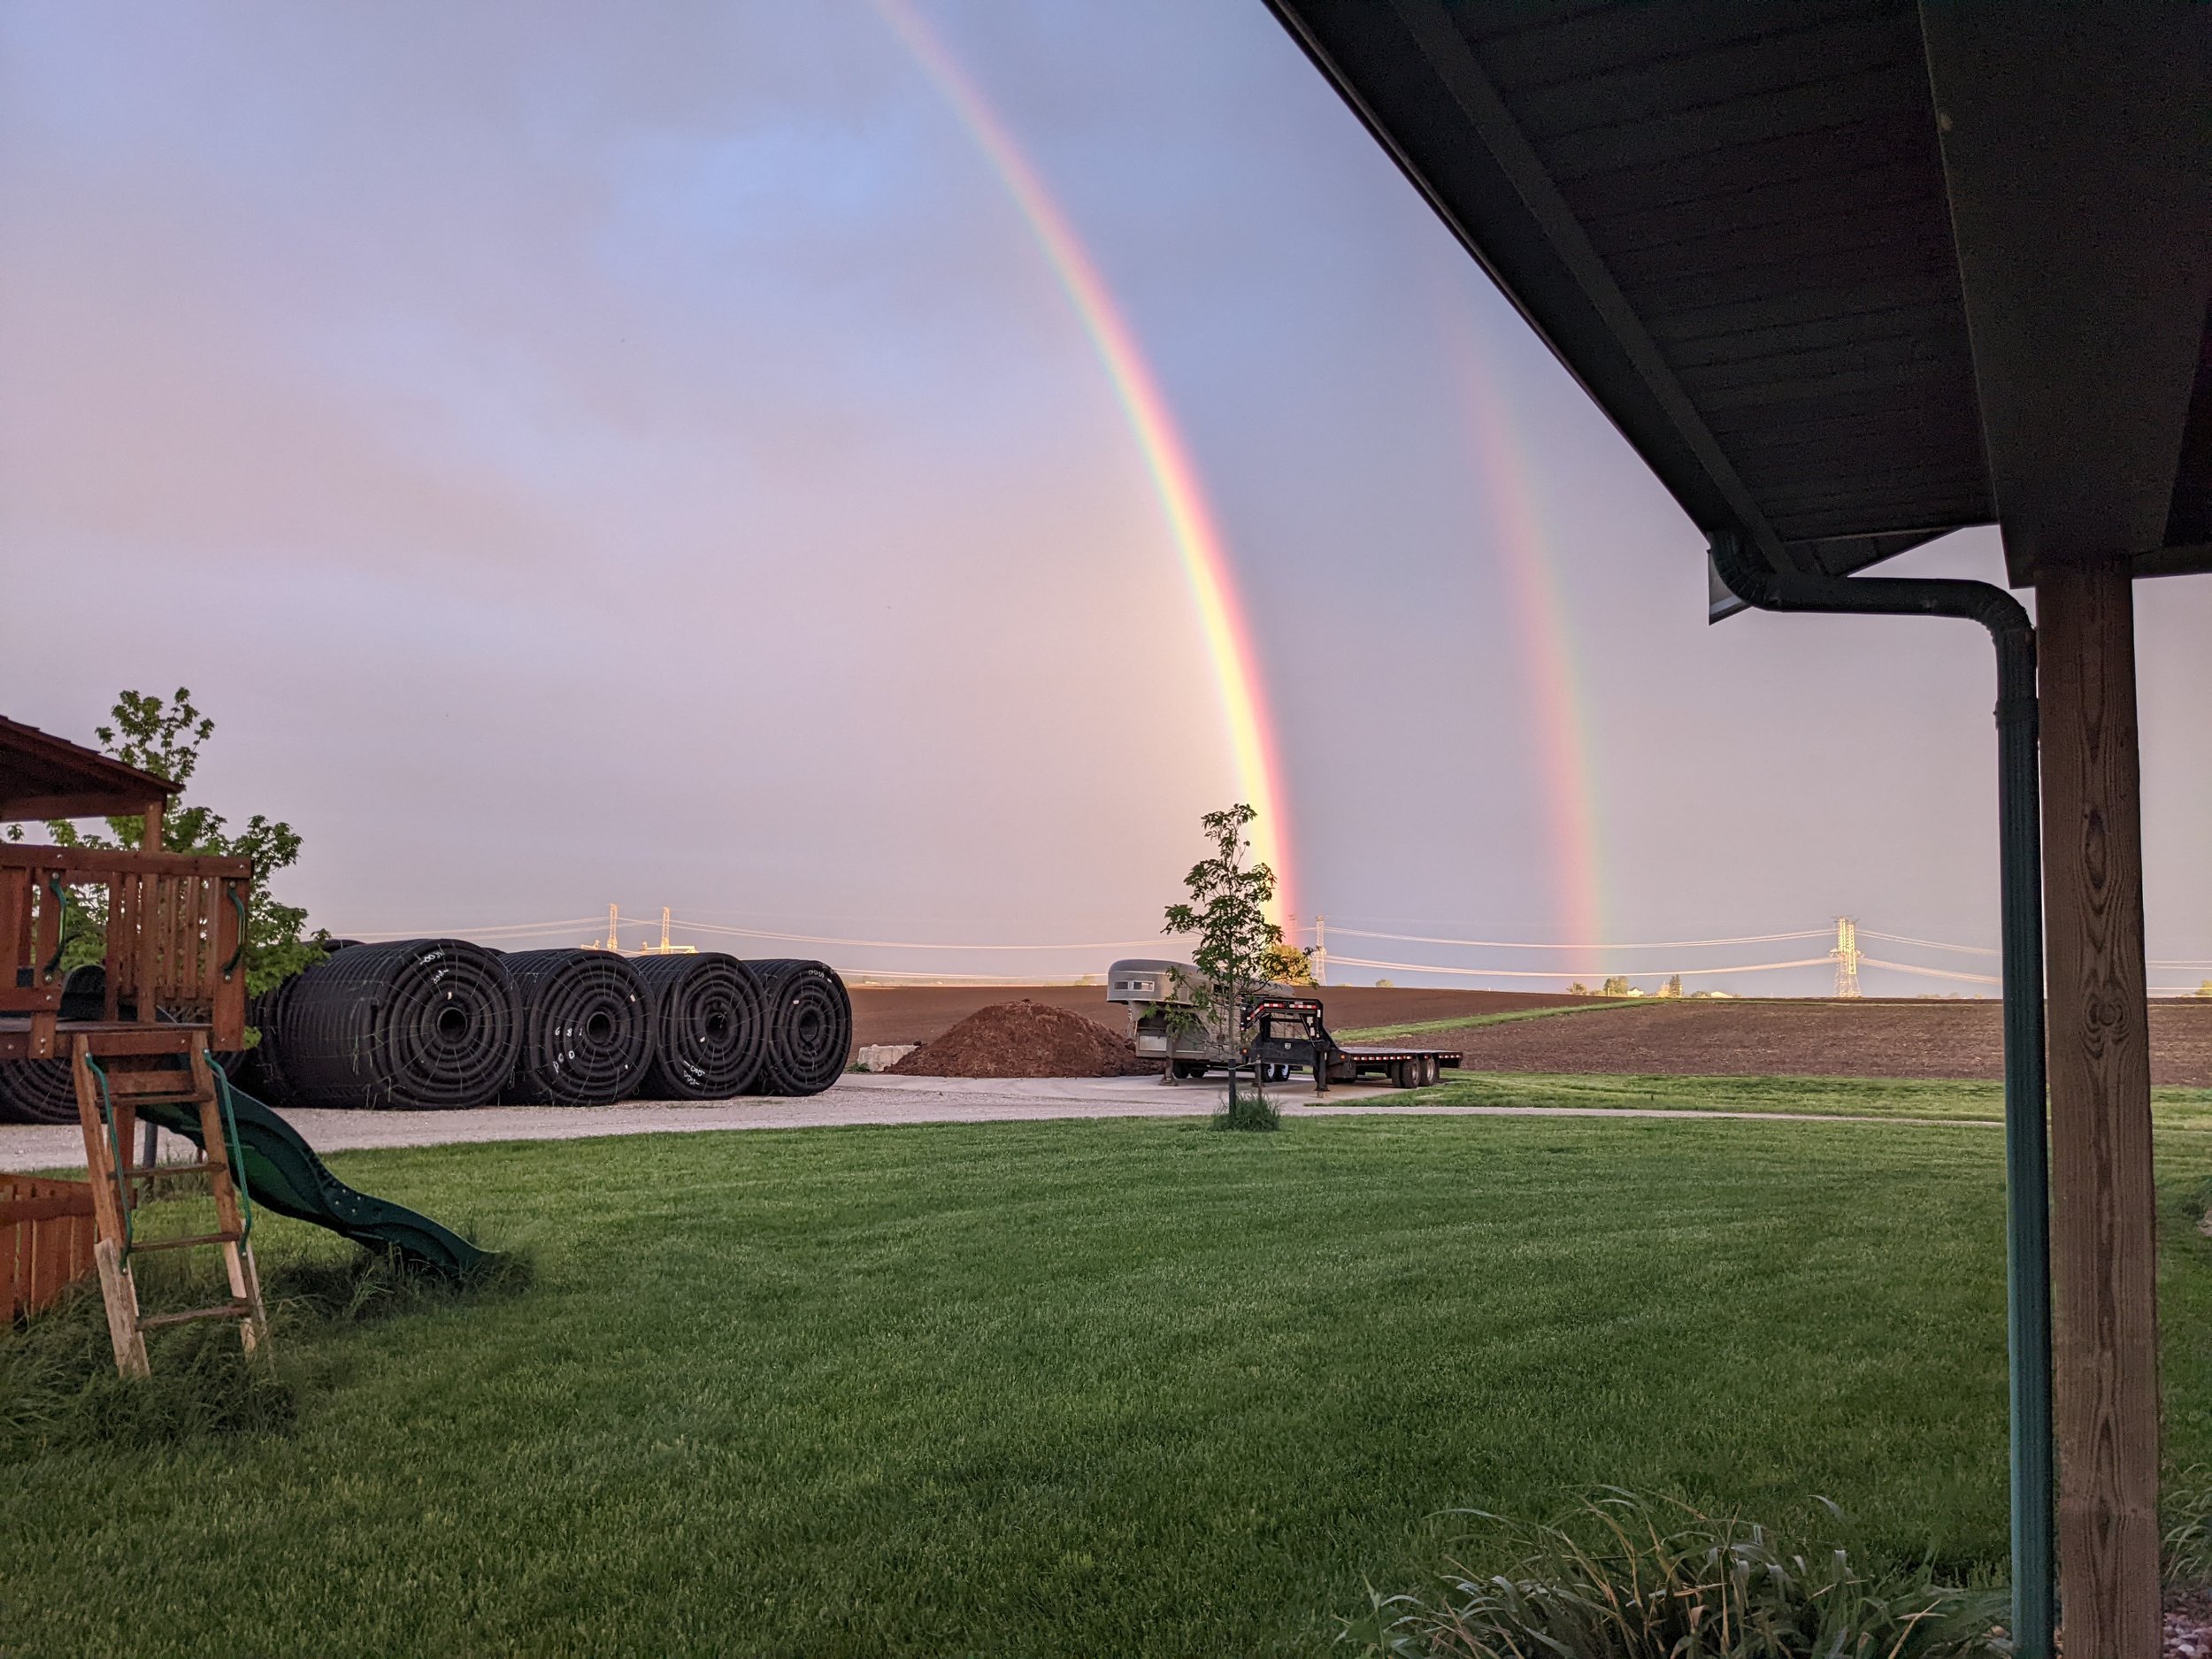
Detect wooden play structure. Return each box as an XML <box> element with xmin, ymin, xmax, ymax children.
<box><xmin>0</xmin><ymin>715</ymin><xmax>268</xmax><ymax>1372</ymax></box>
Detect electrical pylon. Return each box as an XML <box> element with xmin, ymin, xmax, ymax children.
<box><xmin>1832</xmin><ymin>916</ymin><xmax>1863</xmax><ymax>998</ymax></box>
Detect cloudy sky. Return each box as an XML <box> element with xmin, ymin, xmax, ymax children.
<box><xmin>4</xmin><ymin>2</ymin><xmax>2206</xmax><ymax>994</ymax></box>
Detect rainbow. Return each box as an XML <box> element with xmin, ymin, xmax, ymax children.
<box><xmin>875</xmin><ymin>0</ymin><xmax>1294</xmax><ymax>918</ymax></box>
<box><xmin>1440</xmin><ymin>304</ymin><xmax>1609</xmax><ymax>952</ymax></box>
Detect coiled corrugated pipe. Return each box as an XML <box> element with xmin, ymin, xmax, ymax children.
<box><xmin>0</xmin><ymin>964</ymin><xmax>250</xmax><ymax>1122</ymax></box>
<box><xmin>633</xmin><ymin>952</ymin><xmax>764</xmax><ymax>1100</ymax></box>
<box><xmin>0</xmin><ymin>1055</ymin><xmax>76</xmax><ymax>1124</ymax></box>
<box><xmin>265</xmin><ymin>938</ymin><xmax>519</xmax><ymax>1110</ymax></box>
<box><xmin>503</xmin><ymin>949</ymin><xmax>654</xmax><ymax>1105</ymax></box>
<box><xmin>748</xmin><ymin>959</ymin><xmax>851</xmax><ymax>1096</ymax></box>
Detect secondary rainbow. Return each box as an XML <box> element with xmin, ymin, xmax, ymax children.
<box><xmin>1440</xmin><ymin>303</ymin><xmax>1609</xmax><ymax>954</ymax></box>
<box><xmin>876</xmin><ymin>0</ymin><xmax>1295</xmax><ymax>918</ymax></box>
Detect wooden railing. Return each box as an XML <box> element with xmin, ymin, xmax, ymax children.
<box><xmin>1</xmin><ymin>847</ymin><xmax>251</xmax><ymax>1055</ymax></box>
<box><xmin>2</xmin><ymin>1174</ymin><xmax>97</xmax><ymax>1319</ymax></box>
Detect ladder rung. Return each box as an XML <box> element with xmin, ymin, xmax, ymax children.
<box><xmin>137</xmin><ymin>1301</ymin><xmax>251</xmax><ymax>1331</ymax></box>
<box><xmin>130</xmin><ymin>1230</ymin><xmax>242</xmax><ymax>1255</ymax></box>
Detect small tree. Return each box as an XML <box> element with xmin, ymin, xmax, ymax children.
<box><xmin>24</xmin><ymin>688</ymin><xmax>326</xmax><ymax>997</ymax></box>
<box><xmin>1163</xmin><ymin>803</ymin><xmax>1283</xmax><ymax>1130</ymax></box>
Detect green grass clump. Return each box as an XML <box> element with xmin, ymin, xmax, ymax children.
<box><xmin>1</xmin><ymin>1226</ymin><xmax>526</xmax><ymax>1461</ymax></box>
<box><xmin>0</xmin><ymin>1282</ymin><xmax>296</xmax><ymax>1455</ymax></box>
<box><xmin>1216</xmin><ymin>1076</ymin><xmax>1283</xmax><ymax>1130</ymax></box>
<box><xmin>1354</xmin><ymin>1492</ymin><xmax>2006</xmax><ymax>1658</ymax></box>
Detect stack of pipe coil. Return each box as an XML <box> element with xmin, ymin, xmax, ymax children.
<box><xmin>3</xmin><ymin>941</ymin><xmax>854</xmax><ymax>1117</ymax></box>
<box><xmin>261</xmin><ymin>939</ymin><xmax>520</xmax><ymax>1110</ymax></box>
<box><xmin>634</xmin><ymin>953</ymin><xmax>766</xmax><ymax>1099</ymax></box>
<box><xmin>749</xmin><ymin>958</ymin><xmax>853</xmax><ymax>1096</ymax></box>
<box><xmin>503</xmin><ymin>949</ymin><xmax>654</xmax><ymax>1105</ymax></box>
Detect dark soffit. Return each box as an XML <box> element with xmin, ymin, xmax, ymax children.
<box><xmin>0</xmin><ymin>716</ymin><xmax>179</xmax><ymax>824</ymax></box>
<box><xmin>1265</xmin><ymin>0</ymin><xmax>2212</xmax><ymax>589</ymax></box>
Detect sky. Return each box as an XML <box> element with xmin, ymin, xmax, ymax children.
<box><xmin>3</xmin><ymin>1</ymin><xmax>2207</xmax><ymax>995</ymax></box>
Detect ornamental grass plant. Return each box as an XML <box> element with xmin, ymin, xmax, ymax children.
<box><xmin>1350</xmin><ymin>1492</ymin><xmax>2008</xmax><ymax>1659</ymax></box>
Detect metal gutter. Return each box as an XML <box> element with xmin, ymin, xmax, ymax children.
<box><xmin>1708</xmin><ymin>529</ymin><xmax>2053</xmax><ymax>1659</ymax></box>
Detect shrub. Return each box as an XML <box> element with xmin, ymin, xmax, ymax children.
<box><xmin>1349</xmin><ymin>1491</ymin><xmax>2007</xmax><ymax>1659</ymax></box>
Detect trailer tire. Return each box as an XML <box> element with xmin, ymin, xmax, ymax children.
<box><xmin>1172</xmin><ymin>1059</ymin><xmax>1208</xmax><ymax>1079</ymax></box>
<box><xmin>1394</xmin><ymin>1060</ymin><xmax>1418</xmax><ymax>1089</ymax></box>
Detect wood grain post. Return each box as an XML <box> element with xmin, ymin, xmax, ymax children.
<box><xmin>2036</xmin><ymin>555</ymin><xmax>2159</xmax><ymax>1659</ymax></box>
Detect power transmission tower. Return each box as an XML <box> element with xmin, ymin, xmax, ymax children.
<box><xmin>1832</xmin><ymin>916</ymin><xmax>1863</xmax><ymax>997</ymax></box>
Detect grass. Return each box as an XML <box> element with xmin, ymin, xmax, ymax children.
<box><xmin>1333</xmin><ymin>1002</ymin><xmax>1640</xmax><ymax>1044</ymax></box>
<box><xmin>8</xmin><ymin>1111</ymin><xmax>2212</xmax><ymax>1655</ymax></box>
<box><xmin>1398</xmin><ymin>1067</ymin><xmax>2212</xmax><ymax>1130</ymax></box>
<box><xmin>1352</xmin><ymin>1491</ymin><xmax>2008</xmax><ymax>1658</ymax></box>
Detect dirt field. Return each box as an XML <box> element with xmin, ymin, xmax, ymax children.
<box><xmin>1436</xmin><ymin>997</ymin><xmax>2212</xmax><ymax>1087</ymax></box>
<box><xmin>849</xmin><ymin>986</ymin><xmax>2212</xmax><ymax>1087</ymax></box>
<box><xmin>847</xmin><ymin>985</ymin><xmax>1598</xmax><ymax>1048</ymax></box>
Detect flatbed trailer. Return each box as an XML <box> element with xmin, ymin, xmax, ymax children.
<box><xmin>1104</xmin><ymin>960</ymin><xmax>1459</xmax><ymax>1093</ymax></box>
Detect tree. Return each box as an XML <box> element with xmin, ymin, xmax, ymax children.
<box><xmin>27</xmin><ymin>687</ymin><xmax>326</xmax><ymax>997</ymax></box>
<box><xmin>1263</xmin><ymin>940</ymin><xmax>1317</xmax><ymax>987</ymax></box>
<box><xmin>1658</xmin><ymin>974</ymin><xmax>1683</xmax><ymax>999</ymax></box>
<box><xmin>1163</xmin><ymin>803</ymin><xmax>1284</xmax><ymax>1130</ymax></box>
<box><xmin>1601</xmin><ymin>975</ymin><xmax>1634</xmax><ymax>998</ymax></box>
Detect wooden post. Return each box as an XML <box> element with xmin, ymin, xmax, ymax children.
<box><xmin>2036</xmin><ymin>555</ymin><xmax>2159</xmax><ymax>1659</ymax></box>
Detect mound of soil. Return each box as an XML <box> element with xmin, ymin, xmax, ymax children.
<box><xmin>888</xmin><ymin>1000</ymin><xmax>1152</xmax><ymax>1079</ymax></box>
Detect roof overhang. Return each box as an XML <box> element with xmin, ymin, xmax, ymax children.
<box><xmin>1265</xmin><ymin>1</ymin><xmax>2212</xmax><ymax>594</ymax></box>
<box><xmin>0</xmin><ymin>716</ymin><xmax>180</xmax><ymax>822</ymax></box>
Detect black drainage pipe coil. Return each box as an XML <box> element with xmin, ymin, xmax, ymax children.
<box><xmin>502</xmin><ymin>949</ymin><xmax>655</xmax><ymax>1106</ymax></box>
<box><xmin>0</xmin><ymin>966</ymin><xmax>249</xmax><ymax>1124</ymax></box>
<box><xmin>748</xmin><ymin>959</ymin><xmax>851</xmax><ymax>1096</ymax></box>
<box><xmin>0</xmin><ymin>1056</ymin><xmax>75</xmax><ymax>1125</ymax></box>
<box><xmin>633</xmin><ymin>952</ymin><xmax>765</xmax><ymax>1100</ymax></box>
<box><xmin>265</xmin><ymin>939</ymin><xmax>520</xmax><ymax>1110</ymax></box>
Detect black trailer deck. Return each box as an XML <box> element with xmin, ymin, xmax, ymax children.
<box><xmin>1248</xmin><ymin>1000</ymin><xmax>1458</xmax><ymax>1092</ymax></box>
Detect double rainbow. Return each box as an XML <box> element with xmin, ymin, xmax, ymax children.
<box><xmin>878</xmin><ymin>0</ymin><xmax>1294</xmax><ymax>919</ymax></box>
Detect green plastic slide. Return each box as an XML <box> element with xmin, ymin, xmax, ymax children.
<box><xmin>136</xmin><ymin>1084</ymin><xmax>488</xmax><ymax>1278</ymax></box>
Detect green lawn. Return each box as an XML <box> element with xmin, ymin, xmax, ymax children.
<box><xmin>10</xmin><ymin>1111</ymin><xmax>2212</xmax><ymax>1656</ymax></box>
<box><xmin>1408</xmin><ymin>1067</ymin><xmax>2212</xmax><ymax>1130</ymax></box>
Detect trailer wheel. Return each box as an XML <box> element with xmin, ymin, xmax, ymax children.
<box><xmin>1172</xmin><ymin>1059</ymin><xmax>1209</xmax><ymax>1079</ymax></box>
<box><xmin>1423</xmin><ymin>1056</ymin><xmax>1440</xmax><ymax>1087</ymax></box>
<box><xmin>1394</xmin><ymin>1060</ymin><xmax>1419</xmax><ymax>1089</ymax></box>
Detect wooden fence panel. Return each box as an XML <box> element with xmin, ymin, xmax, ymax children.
<box><xmin>2</xmin><ymin>1175</ymin><xmax>98</xmax><ymax>1320</ymax></box>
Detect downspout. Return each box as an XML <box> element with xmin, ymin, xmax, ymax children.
<box><xmin>1708</xmin><ymin>530</ymin><xmax>2054</xmax><ymax>1659</ymax></box>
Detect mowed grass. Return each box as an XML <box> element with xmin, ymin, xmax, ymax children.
<box><xmin>1410</xmin><ymin>1067</ymin><xmax>2212</xmax><ymax>1129</ymax></box>
<box><xmin>11</xmin><ymin>1112</ymin><xmax>2212</xmax><ymax>1657</ymax></box>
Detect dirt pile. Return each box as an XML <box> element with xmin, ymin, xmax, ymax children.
<box><xmin>888</xmin><ymin>1000</ymin><xmax>1151</xmax><ymax>1079</ymax></box>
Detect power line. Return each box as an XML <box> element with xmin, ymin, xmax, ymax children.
<box><xmin>1857</xmin><ymin>956</ymin><xmax>2000</xmax><ymax>986</ymax></box>
<box><xmin>1324</xmin><ymin>954</ymin><xmax>1834</xmax><ymax>980</ymax></box>
<box><xmin>670</xmin><ymin>918</ymin><xmax>1184</xmax><ymax>953</ymax></box>
<box><xmin>1326</xmin><ymin>926</ymin><xmax>1831</xmax><ymax>951</ymax></box>
<box><xmin>1859</xmin><ymin>930</ymin><xmax>1999</xmax><ymax>956</ymax></box>
<box><xmin>341</xmin><ymin>917</ymin><xmax>604</xmax><ymax>941</ymax></box>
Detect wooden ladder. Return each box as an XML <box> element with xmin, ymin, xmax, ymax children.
<box><xmin>72</xmin><ymin>1036</ymin><xmax>270</xmax><ymax>1378</ymax></box>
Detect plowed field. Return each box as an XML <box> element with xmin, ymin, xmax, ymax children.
<box><xmin>1419</xmin><ymin>997</ymin><xmax>2212</xmax><ymax>1087</ymax></box>
<box><xmin>849</xmin><ymin>986</ymin><xmax>2212</xmax><ymax>1086</ymax></box>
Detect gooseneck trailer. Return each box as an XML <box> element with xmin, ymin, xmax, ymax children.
<box><xmin>1105</xmin><ymin>959</ymin><xmax>1461</xmax><ymax>1092</ymax></box>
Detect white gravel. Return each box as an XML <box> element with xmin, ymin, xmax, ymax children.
<box><xmin>0</xmin><ymin>1071</ymin><xmax>1988</xmax><ymax>1173</ymax></box>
